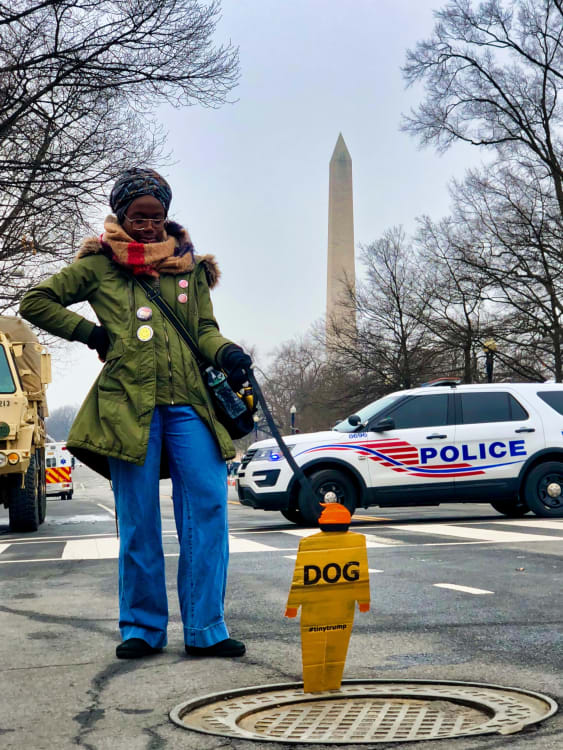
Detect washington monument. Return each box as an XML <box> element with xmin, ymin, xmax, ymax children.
<box><xmin>326</xmin><ymin>133</ymin><xmax>355</xmax><ymax>336</ymax></box>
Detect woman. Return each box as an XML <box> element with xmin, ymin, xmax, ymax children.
<box><xmin>20</xmin><ymin>168</ymin><xmax>252</xmax><ymax>660</ymax></box>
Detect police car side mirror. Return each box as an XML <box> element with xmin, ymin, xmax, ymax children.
<box><xmin>372</xmin><ymin>417</ymin><xmax>395</xmax><ymax>432</ymax></box>
<box><xmin>347</xmin><ymin>414</ymin><xmax>361</xmax><ymax>426</ymax></box>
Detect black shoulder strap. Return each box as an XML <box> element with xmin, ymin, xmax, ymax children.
<box><xmin>134</xmin><ymin>276</ymin><xmax>206</xmax><ymax>369</ymax></box>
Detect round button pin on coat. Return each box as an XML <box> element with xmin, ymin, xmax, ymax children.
<box><xmin>137</xmin><ymin>325</ymin><xmax>154</xmax><ymax>342</ymax></box>
<box><xmin>136</xmin><ymin>306</ymin><xmax>153</xmax><ymax>321</ymax></box>
<box><xmin>178</xmin><ymin>279</ymin><xmax>188</xmax><ymax>289</ymax></box>
<box><xmin>177</xmin><ymin>293</ymin><xmax>188</xmax><ymax>304</ymax></box>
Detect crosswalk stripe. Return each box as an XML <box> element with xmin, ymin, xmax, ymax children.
<box><xmin>280</xmin><ymin>528</ymin><xmax>404</xmax><ymax>547</ymax></box>
<box><xmin>386</xmin><ymin>523</ymin><xmax>563</xmax><ymax>543</ymax></box>
<box><xmin>364</xmin><ymin>535</ymin><xmax>405</xmax><ymax>547</ymax></box>
<box><xmin>228</xmin><ymin>536</ymin><xmax>279</xmax><ymax>553</ymax></box>
<box><xmin>494</xmin><ymin>519</ymin><xmax>563</xmax><ymax>531</ymax></box>
<box><xmin>62</xmin><ymin>538</ymin><xmax>119</xmax><ymax>560</ymax></box>
<box><xmin>3</xmin><ymin>518</ymin><xmax>561</xmax><ymax>564</ymax></box>
<box><xmin>60</xmin><ymin>535</ymin><xmax>279</xmax><ymax>559</ymax></box>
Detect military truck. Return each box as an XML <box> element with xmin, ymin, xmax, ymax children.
<box><xmin>0</xmin><ymin>316</ymin><xmax>51</xmax><ymax>531</ymax></box>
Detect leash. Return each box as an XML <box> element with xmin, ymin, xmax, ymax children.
<box><xmin>245</xmin><ymin>370</ymin><xmax>318</xmax><ymax>509</ymax></box>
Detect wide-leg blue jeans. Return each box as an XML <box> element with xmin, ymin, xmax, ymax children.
<box><xmin>108</xmin><ymin>405</ymin><xmax>229</xmax><ymax>649</ymax></box>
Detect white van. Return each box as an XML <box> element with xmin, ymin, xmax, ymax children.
<box><xmin>45</xmin><ymin>442</ymin><xmax>74</xmax><ymax>500</ymax></box>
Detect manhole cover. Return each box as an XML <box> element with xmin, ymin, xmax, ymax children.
<box><xmin>170</xmin><ymin>680</ymin><xmax>557</xmax><ymax>744</ymax></box>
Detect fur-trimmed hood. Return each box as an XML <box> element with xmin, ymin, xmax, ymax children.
<box><xmin>75</xmin><ymin>216</ymin><xmax>221</xmax><ymax>288</ymax></box>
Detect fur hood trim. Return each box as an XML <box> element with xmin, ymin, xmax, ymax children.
<box><xmin>75</xmin><ymin>216</ymin><xmax>221</xmax><ymax>288</ymax></box>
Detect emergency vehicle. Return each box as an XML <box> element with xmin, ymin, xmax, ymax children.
<box><xmin>45</xmin><ymin>441</ymin><xmax>73</xmax><ymax>500</ymax></box>
<box><xmin>237</xmin><ymin>382</ymin><xmax>563</xmax><ymax>524</ymax></box>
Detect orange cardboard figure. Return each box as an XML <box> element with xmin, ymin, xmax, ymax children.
<box><xmin>285</xmin><ymin>502</ymin><xmax>370</xmax><ymax>692</ymax></box>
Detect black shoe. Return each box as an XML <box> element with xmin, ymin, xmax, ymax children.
<box><xmin>116</xmin><ymin>638</ymin><xmax>163</xmax><ymax>659</ymax></box>
<box><xmin>185</xmin><ymin>638</ymin><xmax>246</xmax><ymax>658</ymax></box>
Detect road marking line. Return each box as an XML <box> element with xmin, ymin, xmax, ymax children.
<box><xmin>387</xmin><ymin>523</ymin><xmax>563</xmax><ymax>544</ymax></box>
<box><xmin>434</xmin><ymin>583</ymin><xmax>493</xmax><ymax>595</ymax></box>
<box><xmin>369</xmin><ymin>568</ymin><xmax>383</xmax><ymax>573</ymax></box>
<box><xmin>353</xmin><ymin>516</ymin><xmax>390</xmax><ymax>521</ymax></box>
<box><xmin>0</xmin><ymin>544</ymin><xmax>10</xmax><ymax>555</ymax></box>
<box><xmin>284</xmin><ymin>555</ymin><xmax>297</xmax><ymax>560</ymax></box>
<box><xmin>4</xmin><ymin>532</ymin><xmax>118</xmax><ymax>544</ymax></box>
<box><xmin>97</xmin><ymin>503</ymin><xmax>115</xmax><ymax>518</ymax></box>
<box><xmin>0</xmin><ymin>557</ymin><xmax>66</xmax><ymax>564</ymax></box>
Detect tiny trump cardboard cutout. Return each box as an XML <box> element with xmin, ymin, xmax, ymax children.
<box><xmin>285</xmin><ymin>501</ymin><xmax>370</xmax><ymax>693</ymax></box>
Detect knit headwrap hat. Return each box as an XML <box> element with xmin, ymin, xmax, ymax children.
<box><xmin>109</xmin><ymin>168</ymin><xmax>172</xmax><ymax>223</ymax></box>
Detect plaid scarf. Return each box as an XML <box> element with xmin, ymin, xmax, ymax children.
<box><xmin>102</xmin><ymin>215</ymin><xmax>194</xmax><ymax>277</ymax></box>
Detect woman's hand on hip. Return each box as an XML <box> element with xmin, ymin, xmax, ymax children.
<box><xmin>87</xmin><ymin>326</ymin><xmax>110</xmax><ymax>362</ymax></box>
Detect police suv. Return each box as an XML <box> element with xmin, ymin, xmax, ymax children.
<box><xmin>237</xmin><ymin>382</ymin><xmax>563</xmax><ymax>524</ymax></box>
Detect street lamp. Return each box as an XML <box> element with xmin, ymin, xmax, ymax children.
<box><xmin>290</xmin><ymin>405</ymin><xmax>296</xmax><ymax>434</ymax></box>
<box><xmin>483</xmin><ymin>339</ymin><xmax>497</xmax><ymax>383</ymax></box>
<box><xmin>253</xmin><ymin>413</ymin><xmax>259</xmax><ymax>440</ymax></box>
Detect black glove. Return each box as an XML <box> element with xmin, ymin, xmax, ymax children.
<box><xmin>219</xmin><ymin>344</ymin><xmax>252</xmax><ymax>390</ymax></box>
<box><xmin>87</xmin><ymin>326</ymin><xmax>110</xmax><ymax>362</ymax></box>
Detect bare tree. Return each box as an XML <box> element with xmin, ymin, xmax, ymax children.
<box><xmin>449</xmin><ymin>162</ymin><xmax>563</xmax><ymax>380</ymax></box>
<box><xmin>0</xmin><ymin>0</ymin><xmax>239</xmax><ymax>308</ymax></box>
<box><xmin>416</xmin><ymin>215</ymin><xmax>493</xmax><ymax>382</ymax></box>
<box><xmin>328</xmin><ymin>227</ymin><xmax>436</xmax><ymax>391</ymax></box>
<box><xmin>402</xmin><ymin>0</ymin><xmax>563</xmax><ymax>215</ymax></box>
<box><xmin>46</xmin><ymin>404</ymin><xmax>79</xmax><ymax>441</ymax></box>
<box><xmin>260</xmin><ymin>334</ymin><xmax>338</xmax><ymax>435</ymax></box>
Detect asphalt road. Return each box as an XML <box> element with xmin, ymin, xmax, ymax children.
<box><xmin>0</xmin><ymin>465</ymin><xmax>561</xmax><ymax>749</ymax></box>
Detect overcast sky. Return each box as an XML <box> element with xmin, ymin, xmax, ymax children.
<box><xmin>47</xmin><ymin>0</ymin><xmax>483</xmax><ymax>412</ymax></box>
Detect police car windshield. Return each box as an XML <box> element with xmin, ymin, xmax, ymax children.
<box><xmin>333</xmin><ymin>394</ymin><xmax>402</xmax><ymax>433</ymax></box>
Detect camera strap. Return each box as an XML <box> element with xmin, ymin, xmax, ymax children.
<box><xmin>135</xmin><ymin>276</ymin><xmax>318</xmax><ymax>507</ymax></box>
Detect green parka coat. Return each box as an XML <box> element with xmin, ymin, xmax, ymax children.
<box><xmin>19</xmin><ymin>235</ymin><xmax>236</xmax><ymax>478</ymax></box>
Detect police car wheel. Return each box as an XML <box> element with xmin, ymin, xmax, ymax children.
<box><xmin>298</xmin><ymin>469</ymin><xmax>356</xmax><ymax>525</ymax></box>
<box><xmin>524</xmin><ymin>461</ymin><xmax>563</xmax><ymax>517</ymax></box>
<box><xmin>489</xmin><ymin>499</ymin><xmax>530</xmax><ymax>517</ymax></box>
<box><xmin>280</xmin><ymin>507</ymin><xmax>309</xmax><ymax>526</ymax></box>
<box><xmin>37</xmin><ymin>449</ymin><xmax>47</xmax><ymax>524</ymax></box>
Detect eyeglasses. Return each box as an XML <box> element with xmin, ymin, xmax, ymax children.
<box><xmin>124</xmin><ymin>216</ymin><xmax>166</xmax><ymax>229</ymax></box>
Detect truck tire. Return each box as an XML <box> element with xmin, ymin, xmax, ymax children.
<box><xmin>8</xmin><ymin>452</ymin><xmax>41</xmax><ymax>532</ymax></box>
<box><xmin>298</xmin><ymin>469</ymin><xmax>357</xmax><ymax>525</ymax></box>
<box><xmin>37</xmin><ymin>449</ymin><xmax>47</xmax><ymax>523</ymax></box>
<box><xmin>523</xmin><ymin>461</ymin><xmax>563</xmax><ymax>518</ymax></box>
<box><xmin>490</xmin><ymin>498</ymin><xmax>530</xmax><ymax>517</ymax></box>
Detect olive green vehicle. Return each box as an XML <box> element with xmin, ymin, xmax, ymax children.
<box><xmin>0</xmin><ymin>317</ymin><xmax>51</xmax><ymax>531</ymax></box>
